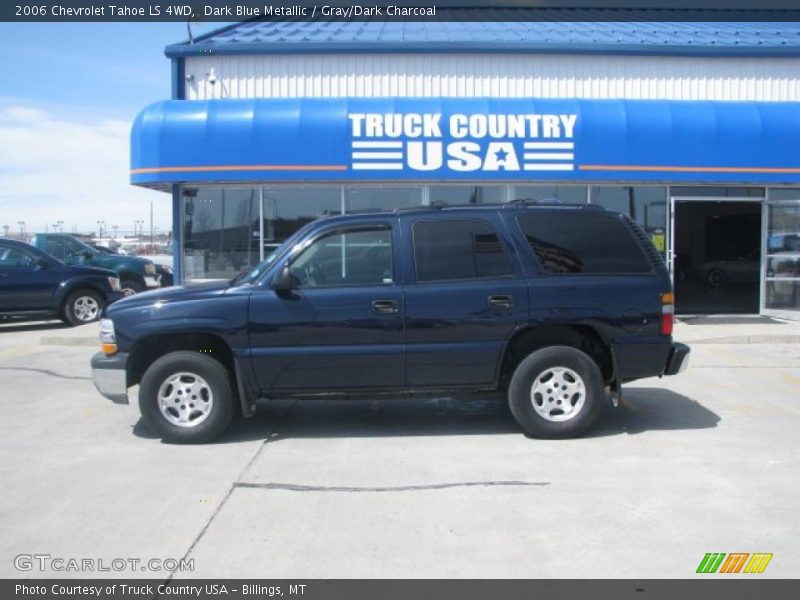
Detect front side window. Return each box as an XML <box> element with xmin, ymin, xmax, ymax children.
<box><xmin>289</xmin><ymin>227</ymin><xmax>393</xmax><ymax>288</ymax></box>
<box><xmin>45</xmin><ymin>238</ymin><xmax>65</xmax><ymax>260</ymax></box>
<box><xmin>517</xmin><ymin>213</ymin><xmax>651</xmax><ymax>275</ymax></box>
<box><xmin>413</xmin><ymin>219</ymin><xmax>512</xmax><ymax>282</ymax></box>
<box><xmin>0</xmin><ymin>245</ymin><xmax>37</xmax><ymax>268</ymax></box>
<box><xmin>64</xmin><ymin>238</ymin><xmax>92</xmax><ymax>259</ymax></box>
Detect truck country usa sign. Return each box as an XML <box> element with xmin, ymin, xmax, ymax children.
<box><xmin>347</xmin><ymin>112</ymin><xmax>578</xmax><ymax>173</ymax></box>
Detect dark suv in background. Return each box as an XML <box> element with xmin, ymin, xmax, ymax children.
<box><xmin>0</xmin><ymin>239</ymin><xmax>123</xmax><ymax>325</ymax></box>
<box><xmin>92</xmin><ymin>203</ymin><xmax>689</xmax><ymax>443</ymax></box>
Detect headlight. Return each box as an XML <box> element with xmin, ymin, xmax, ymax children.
<box><xmin>107</xmin><ymin>276</ymin><xmax>121</xmax><ymax>291</ymax></box>
<box><xmin>99</xmin><ymin>319</ymin><xmax>117</xmax><ymax>355</ymax></box>
<box><xmin>144</xmin><ymin>263</ymin><xmax>156</xmax><ymax>275</ymax></box>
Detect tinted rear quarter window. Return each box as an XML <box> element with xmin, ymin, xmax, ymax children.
<box><xmin>413</xmin><ymin>219</ymin><xmax>512</xmax><ymax>282</ymax></box>
<box><xmin>516</xmin><ymin>212</ymin><xmax>651</xmax><ymax>274</ymax></box>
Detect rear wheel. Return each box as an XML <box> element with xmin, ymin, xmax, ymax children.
<box><xmin>508</xmin><ymin>346</ymin><xmax>605</xmax><ymax>439</ymax></box>
<box><xmin>62</xmin><ymin>288</ymin><xmax>103</xmax><ymax>326</ymax></box>
<box><xmin>138</xmin><ymin>351</ymin><xmax>235</xmax><ymax>443</ymax></box>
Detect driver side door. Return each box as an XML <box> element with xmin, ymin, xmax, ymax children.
<box><xmin>0</xmin><ymin>244</ymin><xmax>59</xmax><ymax>311</ymax></box>
<box><xmin>248</xmin><ymin>220</ymin><xmax>405</xmax><ymax>392</ymax></box>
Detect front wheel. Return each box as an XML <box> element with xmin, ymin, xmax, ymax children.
<box><xmin>62</xmin><ymin>288</ymin><xmax>104</xmax><ymax>326</ymax></box>
<box><xmin>120</xmin><ymin>279</ymin><xmax>143</xmax><ymax>297</ymax></box>
<box><xmin>508</xmin><ymin>346</ymin><xmax>605</xmax><ymax>439</ymax></box>
<box><xmin>139</xmin><ymin>351</ymin><xmax>235</xmax><ymax>443</ymax></box>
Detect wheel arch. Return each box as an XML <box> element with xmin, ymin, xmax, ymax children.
<box><xmin>117</xmin><ymin>270</ymin><xmax>146</xmax><ymax>286</ymax></box>
<box><xmin>498</xmin><ymin>324</ymin><xmax>615</xmax><ymax>389</ymax></box>
<box><xmin>57</xmin><ymin>281</ymin><xmax>107</xmax><ymax>314</ymax></box>
<box><xmin>127</xmin><ymin>332</ymin><xmax>252</xmax><ymax>415</ymax></box>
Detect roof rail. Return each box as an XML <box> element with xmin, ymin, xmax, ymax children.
<box><xmin>392</xmin><ymin>201</ymin><xmax>448</xmax><ymax>215</ymax></box>
<box><xmin>503</xmin><ymin>199</ymin><xmax>607</xmax><ymax>211</ymax></box>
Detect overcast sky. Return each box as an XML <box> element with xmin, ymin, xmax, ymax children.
<box><xmin>0</xmin><ymin>22</ymin><xmax>229</xmax><ymax>236</ymax></box>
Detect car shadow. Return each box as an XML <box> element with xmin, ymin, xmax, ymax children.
<box><xmin>585</xmin><ymin>387</ymin><xmax>720</xmax><ymax>438</ymax></box>
<box><xmin>133</xmin><ymin>387</ymin><xmax>719</xmax><ymax>444</ymax></box>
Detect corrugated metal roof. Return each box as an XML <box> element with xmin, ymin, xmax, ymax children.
<box><xmin>166</xmin><ymin>14</ymin><xmax>800</xmax><ymax>57</ymax></box>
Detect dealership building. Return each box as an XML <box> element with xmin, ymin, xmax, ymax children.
<box><xmin>131</xmin><ymin>14</ymin><xmax>800</xmax><ymax>318</ymax></box>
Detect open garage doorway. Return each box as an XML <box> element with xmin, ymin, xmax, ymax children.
<box><xmin>673</xmin><ymin>201</ymin><xmax>762</xmax><ymax>314</ymax></box>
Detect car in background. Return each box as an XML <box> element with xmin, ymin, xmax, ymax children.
<box><xmin>30</xmin><ymin>233</ymin><xmax>161</xmax><ymax>296</ymax></box>
<box><xmin>696</xmin><ymin>248</ymin><xmax>760</xmax><ymax>287</ymax></box>
<box><xmin>0</xmin><ymin>239</ymin><xmax>123</xmax><ymax>326</ymax></box>
<box><xmin>88</xmin><ymin>241</ymin><xmax>173</xmax><ymax>287</ymax></box>
<box><xmin>86</xmin><ymin>242</ymin><xmax>121</xmax><ymax>255</ymax></box>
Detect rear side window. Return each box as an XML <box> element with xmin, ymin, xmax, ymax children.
<box><xmin>413</xmin><ymin>219</ymin><xmax>512</xmax><ymax>282</ymax></box>
<box><xmin>516</xmin><ymin>213</ymin><xmax>651</xmax><ymax>275</ymax></box>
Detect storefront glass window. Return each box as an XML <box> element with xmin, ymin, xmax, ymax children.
<box><xmin>182</xmin><ymin>187</ymin><xmax>260</xmax><ymax>281</ymax></box>
<box><xmin>263</xmin><ymin>186</ymin><xmax>341</xmax><ymax>255</ymax></box>
<box><xmin>590</xmin><ymin>186</ymin><xmax>668</xmax><ymax>254</ymax></box>
<box><xmin>428</xmin><ymin>185</ymin><xmax>507</xmax><ymax>205</ymax></box>
<box><xmin>345</xmin><ymin>186</ymin><xmax>423</xmax><ymax>212</ymax></box>
<box><xmin>766</xmin><ymin>190</ymin><xmax>800</xmax><ymax>312</ymax></box>
<box><xmin>671</xmin><ymin>186</ymin><xmax>765</xmax><ymax>198</ymax></box>
<box><xmin>512</xmin><ymin>185</ymin><xmax>587</xmax><ymax>204</ymax></box>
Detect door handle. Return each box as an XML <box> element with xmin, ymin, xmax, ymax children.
<box><xmin>371</xmin><ymin>300</ymin><xmax>399</xmax><ymax>315</ymax></box>
<box><xmin>488</xmin><ymin>294</ymin><xmax>515</xmax><ymax>309</ymax></box>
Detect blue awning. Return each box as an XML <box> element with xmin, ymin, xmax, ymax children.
<box><xmin>131</xmin><ymin>98</ymin><xmax>800</xmax><ymax>187</ymax></box>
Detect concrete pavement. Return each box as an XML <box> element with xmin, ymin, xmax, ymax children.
<box><xmin>0</xmin><ymin>317</ymin><xmax>797</xmax><ymax>579</ymax></box>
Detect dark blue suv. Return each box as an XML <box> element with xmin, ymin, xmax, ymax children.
<box><xmin>0</xmin><ymin>239</ymin><xmax>124</xmax><ymax>325</ymax></box>
<box><xmin>91</xmin><ymin>204</ymin><xmax>689</xmax><ymax>443</ymax></box>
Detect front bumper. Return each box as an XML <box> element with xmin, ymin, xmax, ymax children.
<box><xmin>664</xmin><ymin>342</ymin><xmax>691</xmax><ymax>376</ymax></box>
<box><xmin>91</xmin><ymin>352</ymin><xmax>129</xmax><ymax>404</ymax></box>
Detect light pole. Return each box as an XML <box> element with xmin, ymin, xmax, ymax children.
<box><xmin>135</xmin><ymin>220</ymin><xmax>144</xmax><ymax>238</ymax></box>
<box><xmin>96</xmin><ymin>220</ymin><xmax>105</xmax><ymax>239</ymax></box>
<box><xmin>55</xmin><ymin>220</ymin><xmax>64</xmax><ymax>233</ymax></box>
<box><xmin>112</xmin><ymin>225</ymin><xmax>119</xmax><ymax>239</ymax></box>
<box><xmin>17</xmin><ymin>221</ymin><xmax>25</xmax><ymax>237</ymax></box>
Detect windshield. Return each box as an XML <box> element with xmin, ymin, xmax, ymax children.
<box><xmin>66</xmin><ymin>236</ymin><xmax>100</xmax><ymax>257</ymax></box>
<box><xmin>235</xmin><ymin>223</ymin><xmax>317</xmax><ymax>285</ymax></box>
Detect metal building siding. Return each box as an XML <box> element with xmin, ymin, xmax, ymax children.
<box><xmin>184</xmin><ymin>53</ymin><xmax>800</xmax><ymax>102</ymax></box>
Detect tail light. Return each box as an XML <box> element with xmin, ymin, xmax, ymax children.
<box><xmin>661</xmin><ymin>292</ymin><xmax>674</xmax><ymax>336</ymax></box>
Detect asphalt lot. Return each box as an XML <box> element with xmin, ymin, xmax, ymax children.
<box><xmin>0</xmin><ymin>319</ymin><xmax>798</xmax><ymax>579</ymax></box>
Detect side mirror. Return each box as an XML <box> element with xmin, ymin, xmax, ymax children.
<box><xmin>83</xmin><ymin>251</ymin><xmax>93</xmax><ymax>260</ymax></box>
<box><xmin>270</xmin><ymin>264</ymin><xmax>300</xmax><ymax>292</ymax></box>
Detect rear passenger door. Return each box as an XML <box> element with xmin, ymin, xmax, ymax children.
<box><xmin>403</xmin><ymin>215</ymin><xmax>529</xmax><ymax>387</ymax></box>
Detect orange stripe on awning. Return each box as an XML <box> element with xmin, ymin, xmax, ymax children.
<box><xmin>580</xmin><ymin>165</ymin><xmax>800</xmax><ymax>174</ymax></box>
<box><xmin>131</xmin><ymin>165</ymin><xmax>348</xmax><ymax>175</ymax></box>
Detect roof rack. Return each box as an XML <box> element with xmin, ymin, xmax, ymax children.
<box><xmin>392</xmin><ymin>201</ymin><xmax>449</xmax><ymax>214</ymax></box>
<box><xmin>503</xmin><ymin>199</ymin><xmax>606</xmax><ymax>211</ymax></box>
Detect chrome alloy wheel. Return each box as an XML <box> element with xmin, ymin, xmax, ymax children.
<box><xmin>157</xmin><ymin>372</ymin><xmax>214</xmax><ymax>428</ymax></box>
<box><xmin>530</xmin><ymin>366</ymin><xmax>586</xmax><ymax>422</ymax></box>
<box><xmin>73</xmin><ymin>295</ymin><xmax>100</xmax><ymax>322</ymax></box>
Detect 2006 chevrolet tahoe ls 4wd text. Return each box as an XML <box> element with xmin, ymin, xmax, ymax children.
<box><xmin>91</xmin><ymin>203</ymin><xmax>689</xmax><ymax>443</ymax></box>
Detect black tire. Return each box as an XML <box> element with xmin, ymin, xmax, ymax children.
<box><xmin>121</xmin><ymin>279</ymin><xmax>144</xmax><ymax>297</ymax></box>
<box><xmin>508</xmin><ymin>346</ymin><xmax>605</xmax><ymax>439</ymax></box>
<box><xmin>62</xmin><ymin>288</ymin><xmax>104</xmax><ymax>326</ymax></box>
<box><xmin>139</xmin><ymin>351</ymin><xmax>235</xmax><ymax>443</ymax></box>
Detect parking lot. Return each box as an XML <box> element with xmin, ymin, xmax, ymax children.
<box><xmin>0</xmin><ymin>319</ymin><xmax>798</xmax><ymax>579</ymax></box>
